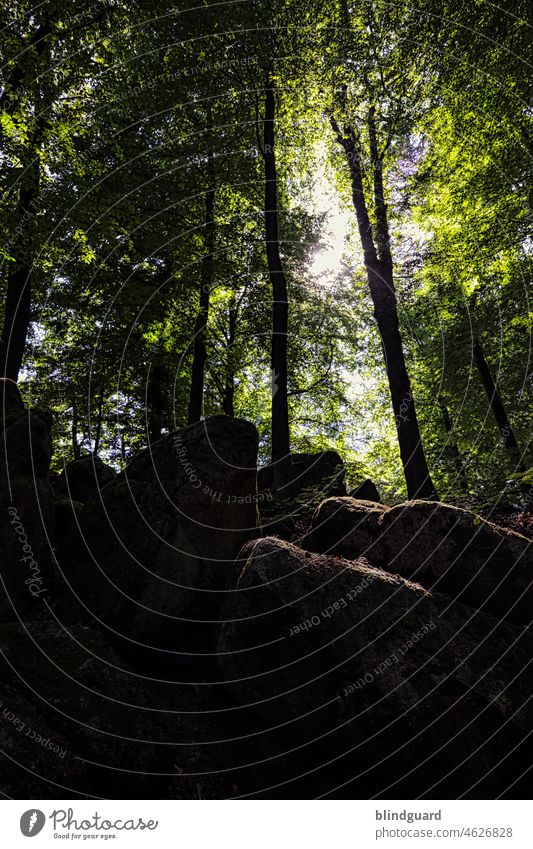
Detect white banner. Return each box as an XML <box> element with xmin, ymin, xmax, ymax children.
<box><xmin>0</xmin><ymin>800</ymin><xmax>530</xmax><ymax>848</ymax></box>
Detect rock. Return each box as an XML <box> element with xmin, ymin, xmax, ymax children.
<box><xmin>0</xmin><ymin>386</ymin><xmax>54</xmax><ymax>620</ymax></box>
<box><xmin>218</xmin><ymin>537</ymin><xmax>533</xmax><ymax>798</ymax></box>
<box><xmin>303</xmin><ymin>498</ymin><xmax>533</xmax><ymax>628</ymax></box>
<box><xmin>0</xmin><ymin>620</ymin><xmax>175</xmax><ymax>797</ymax></box>
<box><xmin>303</xmin><ymin>496</ymin><xmax>389</xmax><ymax>561</ymax></box>
<box><xmin>1</xmin><ymin>408</ymin><xmax>53</xmax><ymax>479</ymax></box>
<box><xmin>376</xmin><ymin>501</ymin><xmax>533</xmax><ymax>627</ymax></box>
<box><xmin>0</xmin><ymin>377</ymin><xmax>25</xmax><ymax>422</ymax></box>
<box><xmin>349</xmin><ymin>478</ymin><xmax>382</xmax><ymax>503</ymax></box>
<box><xmin>261</xmin><ymin>515</ymin><xmax>296</xmax><ymax>541</ymax></box>
<box><xmin>258</xmin><ymin>451</ymin><xmax>346</xmax><ymax>499</ymax></box>
<box><xmin>0</xmin><ymin>682</ymin><xmax>89</xmax><ymax>798</ymax></box>
<box><xmin>53</xmin><ymin>498</ymin><xmax>84</xmax><ymax>543</ymax></box>
<box><xmin>57</xmin><ymin>416</ymin><xmax>259</xmax><ymax>646</ymax></box>
<box><xmin>0</xmin><ymin>617</ymin><xmax>331</xmax><ymax>799</ymax></box>
<box><xmin>291</xmin><ymin>451</ymin><xmax>347</xmax><ymax>496</ymax></box>
<box><xmin>55</xmin><ymin>455</ymin><xmax>116</xmax><ymax>503</ymax></box>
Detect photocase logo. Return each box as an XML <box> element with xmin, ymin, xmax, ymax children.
<box><xmin>20</xmin><ymin>810</ymin><xmax>46</xmax><ymax>837</ymax></box>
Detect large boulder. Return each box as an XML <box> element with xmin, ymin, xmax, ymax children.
<box><xmin>0</xmin><ymin>617</ymin><xmax>330</xmax><ymax>800</ymax></box>
<box><xmin>304</xmin><ymin>498</ymin><xmax>533</xmax><ymax>628</ymax></box>
<box><xmin>0</xmin><ymin>682</ymin><xmax>88</xmax><ymax>799</ymax></box>
<box><xmin>0</xmin><ymin>620</ymin><xmax>176</xmax><ymax>797</ymax></box>
<box><xmin>349</xmin><ymin>478</ymin><xmax>382</xmax><ymax>503</ymax></box>
<box><xmin>0</xmin><ymin>380</ymin><xmax>54</xmax><ymax>621</ymax></box>
<box><xmin>218</xmin><ymin>537</ymin><xmax>533</xmax><ymax>798</ymax></box>
<box><xmin>378</xmin><ymin>501</ymin><xmax>533</xmax><ymax>627</ymax></box>
<box><xmin>1</xmin><ymin>377</ymin><xmax>25</xmax><ymax>421</ymax></box>
<box><xmin>303</xmin><ymin>496</ymin><xmax>389</xmax><ymax>560</ymax></box>
<box><xmin>54</xmin><ymin>455</ymin><xmax>116</xmax><ymax>503</ymax></box>
<box><xmin>259</xmin><ymin>452</ymin><xmax>347</xmax><ymax>543</ymax></box>
<box><xmin>259</xmin><ymin>451</ymin><xmax>346</xmax><ymax>499</ymax></box>
<box><xmin>57</xmin><ymin>416</ymin><xmax>259</xmax><ymax>646</ymax></box>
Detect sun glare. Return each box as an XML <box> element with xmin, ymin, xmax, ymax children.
<box><xmin>307</xmin><ymin>166</ymin><xmax>353</xmax><ymax>282</ymax></box>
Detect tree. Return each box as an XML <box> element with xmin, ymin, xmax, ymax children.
<box><xmin>262</xmin><ymin>71</ymin><xmax>292</xmax><ymax>473</ymax></box>
<box><xmin>328</xmin><ymin>0</ymin><xmax>437</xmax><ymax>499</ymax></box>
<box><xmin>188</xmin><ymin>106</ymin><xmax>216</xmax><ymax>424</ymax></box>
<box><xmin>0</xmin><ymin>10</ymin><xmax>52</xmax><ymax>379</ymax></box>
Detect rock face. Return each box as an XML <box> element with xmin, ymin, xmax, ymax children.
<box><xmin>258</xmin><ymin>451</ymin><xmax>346</xmax><ymax>498</ymax></box>
<box><xmin>52</xmin><ymin>498</ymin><xmax>83</xmax><ymax>543</ymax></box>
<box><xmin>0</xmin><ymin>681</ymin><xmax>87</xmax><ymax>799</ymax></box>
<box><xmin>57</xmin><ymin>416</ymin><xmax>259</xmax><ymax>646</ymax></box>
<box><xmin>0</xmin><ymin>616</ymin><xmax>329</xmax><ymax>800</ymax></box>
<box><xmin>258</xmin><ymin>451</ymin><xmax>347</xmax><ymax>543</ymax></box>
<box><xmin>303</xmin><ymin>496</ymin><xmax>389</xmax><ymax>560</ymax></box>
<box><xmin>2</xmin><ymin>390</ymin><xmax>532</xmax><ymax>799</ymax></box>
<box><xmin>0</xmin><ymin>621</ymin><xmax>176</xmax><ymax>797</ymax></box>
<box><xmin>304</xmin><ymin>497</ymin><xmax>533</xmax><ymax>628</ymax></box>
<box><xmin>349</xmin><ymin>478</ymin><xmax>382</xmax><ymax>503</ymax></box>
<box><xmin>0</xmin><ymin>380</ymin><xmax>54</xmax><ymax>621</ymax></box>
<box><xmin>54</xmin><ymin>455</ymin><xmax>116</xmax><ymax>503</ymax></box>
<box><xmin>378</xmin><ymin>501</ymin><xmax>533</xmax><ymax>627</ymax></box>
<box><xmin>218</xmin><ymin>537</ymin><xmax>533</xmax><ymax>798</ymax></box>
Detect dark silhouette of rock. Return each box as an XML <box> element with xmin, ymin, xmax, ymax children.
<box><xmin>262</xmin><ymin>515</ymin><xmax>296</xmax><ymax>541</ymax></box>
<box><xmin>55</xmin><ymin>455</ymin><xmax>116</xmax><ymax>503</ymax></box>
<box><xmin>0</xmin><ymin>382</ymin><xmax>54</xmax><ymax>621</ymax></box>
<box><xmin>218</xmin><ymin>537</ymin><xmax>533</xmax><ymax>798</ymax></box>
<box><xmin>303</xmin><ymin>496</ymin><xmax>389</xmax><ymax>561</ymax></box>
<box><xmin>0</xmin><ymin>682</ymin><xmax>88</xmax><ymax>799</ymax></box>
<box><xmin>0</xmin><ymin>621</ymin><xmax>176</xmax><ymax>797</ymax></box>
<box><xmin>0</xmin><ymin>617</ymin><xmax>334</xmax><ymax>800</ymax></box>
<box><xmin>53</xmin><ymin>498</ymin><xmax>83</xmax><ymax>543</ymax></box>
<box><xmin>304</xmin><ymin>497</ymin><xmax>532</xmax><ymax>628</ymax></box>
<box><xmin>259</xmin><ymin>450</ymin><xmax>346</xmax><ymax>498</ymax></box>
<box><xmin>57</xmin><ymin>416</ymin><xmax>259</xmax><ymax>646</ymax></box>
<box><xmin>349</xmin><ymin>478</ymin><xmax>381</xmax><ymax>503</ymax></box>
<box><xmin>0</xmin><ymin>377</ymin><xmax>25</xmax><ymax>421</ymax></box>
<box><xmin>378</xmin><ymin>500</ymin><xmax>533</xmax><ymax>627</ymax></box>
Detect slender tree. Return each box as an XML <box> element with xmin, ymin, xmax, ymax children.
<box><xmin>188</xmin><ymin>107</ymin><xmax>216</xmax><ymax>424</ymax></box>
<box><xmin>262</xmin><ymin>72</ymin><xmax>291</xmax><ymax>475</ymax></box>
<box><xmin>472</xmin><ymin>338</ymin><xmax>525</xmax><ymax>474</ymax></box>
<box><xmin>330</xmin><ymin>112</ymin><xmax>437</xmax><ymax>499</ymax></box>
<box><xmin>0</xmin><ymin>14</ymin><xmax>52</xmax><ymax>381</ymax></box>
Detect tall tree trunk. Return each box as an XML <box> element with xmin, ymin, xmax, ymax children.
<box><xmin>93</xmin><ymin>383</ymin><xmax>105</xmax><ymax>455</ymax></box>
<box><xmin>263</xmin><ymin>75</ymin><xmax>291</xmax><ymax>474</ymax></box>
<box><xmin>331</xmin><ymin>112</ymin><xmax>436</xmax><ymax>499</ymax></box>
<box><xmin>0</xmin><ymin>17</ymin><xmax>51</xmax><ymax>381</ymax></box>
<box><xmin>71</xmin><ymin>399</ymin><xmax>80</xmax><ymax>460</ymax></box>
<box><xmin>222</xmin><ymin>299</ymin><xmax>237</xmax><ymax>417</ymax></box>
<box><xmin>147</xmin><ymin>362</ymin><xmax>165</xmax><ymax>443</ymax></box>
<box><xmin>439</xmin><ymin>400</ymin><xmax>468</xmax><ymax>491</ymax></box>
<box><xmin>473</xmin><ymin>338</ymin><xmax>525</xmax><ymax>473</ymax></box>
<box><xmin>0</xmin><ymin>157</ymin><xmax>41</xmax><ymax>381</ymax></box>
<box><xmin>188</xmin><ymin>108</ymin><xmax>216</xmax><ymax>425</ymax></box>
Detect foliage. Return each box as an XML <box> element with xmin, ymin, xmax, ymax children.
<box><xmin>0</xmin><ymin>0</ymin><xmax>530</xmax><ymax>504</ymax></box>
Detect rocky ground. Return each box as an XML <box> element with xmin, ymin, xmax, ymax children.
<box><xmin>0</xmin><ymin>378</ymin><xmax>531</xmax><ymax>799</ymax></box>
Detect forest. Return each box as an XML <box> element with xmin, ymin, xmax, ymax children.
<box><xmin>0</xmin><ymin>0</ymin><xmax>532</xmax><ymax>802</ymax></box>
<box><xmin>1</xmin><ymin>0</ymin><xmax>531</xmax><ymax>504</ymax></box>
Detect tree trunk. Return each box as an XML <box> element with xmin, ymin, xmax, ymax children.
<box><xmin>147</xmin><ymin>362</ymin><xmax>165</xmax><ymax>443</ymax></box>
<box><xmin>93</xmin><ymin>383</ymin><xmax>105</xmax><ymax>455</ymax></box>
<box><xmin>0</xmin><ymin>17</ymin><xmax>51</xmax><ymax>381</ymax></box>
<box><xmin>331</xmin><ymin>112</ymin><xmax>436</xmax><ymax>499</ymax></box>
<box><xmin>222</xmin><ymin>299</ymin><xmax>237</xmax><ymax>417</ymax></box>
<box><xmin>473</xmin><ymin>338</ymin><xmax>525</xmax><ymax>473</ymax></box>
<box><xmin>71</xmin><ymin>399</ymin><xmax>80</xmax><ymax>460</ymax></box>
<box><xmin>263</xmin><ymin>75</ymin><xmax>291</xmax><ymax>476</ymax></box>
<box><xmin>188</xmin><ymin>108</ymin><xmax>215</xmax><ymax>425</ymax></box>
<box><xmin>0</xmin><ymin>158</ymin><xmax>41</xmax><ymax>381</ymax></box>
<box><xmin>439</xmin><ymin>400</ymin><xmax>468</xmax><ymax>491</ymax></box>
